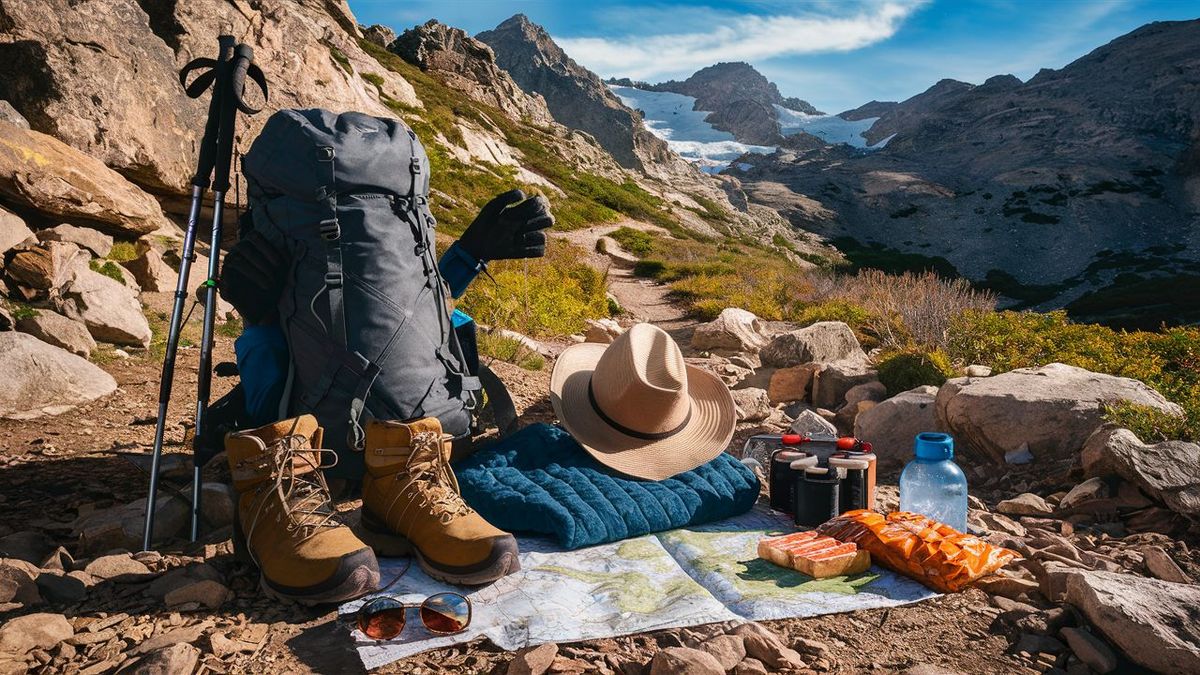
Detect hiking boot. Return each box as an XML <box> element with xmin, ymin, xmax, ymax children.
<box><xmin>357</xmin><ymin>418</ymin><xmax>520</xmax><ymax>585</ymax></box>
<box><xmin>225</xmin><ymin>415</ymin><xmax>380</xmax><ymax>604</ymax></box>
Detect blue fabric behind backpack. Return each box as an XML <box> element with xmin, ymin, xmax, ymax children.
<box><xmin>455</xmin><ymin>423</ymin><xmax>760</xmax><ymax>549</ymax></box>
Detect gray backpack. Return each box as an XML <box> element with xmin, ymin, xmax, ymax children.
<box><xmin>241</xmin><ymin>109</ymin><xmax>480</xmax><ymax>478</ymax></box>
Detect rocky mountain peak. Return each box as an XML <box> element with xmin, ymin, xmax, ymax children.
<box><xmin>478</xmin><ymin>14</ymin><xmax>672</xmax><ymax>171</ymax></box>
<box><xmin>648</xmin><ymin>61</ymin><xmax>822</xmax><ymax>145</ymax></box>
<box><xmin>391</xmin><ymin>19</ymin><xmax>554</xmax><ymax>125</ymax></box>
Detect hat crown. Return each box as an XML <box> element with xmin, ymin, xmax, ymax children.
<box><xmin>591</xmin><ymin>324</ymin><xmax>691</xmax><ymax>436</ymax></box>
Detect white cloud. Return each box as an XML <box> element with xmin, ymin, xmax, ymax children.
<box><xmin>556</xmin><ymin>0</ymin><xmax>928</xmax><ymax>80</ymax></box>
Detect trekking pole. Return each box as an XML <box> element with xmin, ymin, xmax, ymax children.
<box><xmin>142</xmin><ymin>36</ymin><xmax>266</xmax><ymax>551</ymax></box>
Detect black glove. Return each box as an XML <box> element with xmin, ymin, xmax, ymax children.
<box><xmin>457</xmin><ymin>189</ymin><xmax>554</xmax><ymax>263</ymax></box>
<box><xmin>218</xmin><ymin>229</ymin><xmax>287</xmax><ymax>325</ymax></box>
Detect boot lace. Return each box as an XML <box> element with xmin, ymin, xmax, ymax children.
<box><xmin>389</xmin><ymin>431</ymin><xmax>472</xmax><ymax>527</ymax></box>
<box><xmin>246</xmin><ymin>434</ymin><xmax>342</xmax><ymax>547</ymax></box>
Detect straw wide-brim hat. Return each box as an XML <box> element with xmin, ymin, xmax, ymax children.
<box><xmin>550</xmin><ymin>323</ymin><xmax>736</xmax><ymax>481</ymax></box>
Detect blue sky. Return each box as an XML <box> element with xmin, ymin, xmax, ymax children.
<box><xmin>349</xmin><ymin>0</ymin><xmax>1200</xmax><ymax>114</ymax></box>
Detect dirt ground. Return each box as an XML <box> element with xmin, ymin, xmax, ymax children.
<box><xmin>0</xmin><ymin>243</ymin><xmax>1035</xmax><ymax>674</ymax></box>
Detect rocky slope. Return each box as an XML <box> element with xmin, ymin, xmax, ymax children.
<box><xmin>735</xmin><ymin>19</ymin><xmax>1200</xmax><ymax>328</ymax></box>
<box><xmin>476</xmin><ymin>14</ymin><xmax>677</xmax><ymax>173</ymax></box>
<box><xmin>649</xmin><ymin>62</ymin><xmax>824</xmax><ymax>145</ymax></box>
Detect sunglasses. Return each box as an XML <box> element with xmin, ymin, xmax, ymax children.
<box><xmin>354</xmin><ymin>593</ymin><xmax>472</xmax><ymax>640</ymax></box>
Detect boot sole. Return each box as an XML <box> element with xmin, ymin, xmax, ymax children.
<box><xmin>356</xmin><ymin>509</ymin><xmax>521</xmax><ymax>586</ymax></box>
<box><xmin>234</xmin><ymin>506</ymin><xmax>381</xmax><ymax>606</ymax></box>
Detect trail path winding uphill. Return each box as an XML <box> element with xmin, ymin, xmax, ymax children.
<box><xmin>553</xmin><ymin>220</ymin><xmax>691</xmax><ymax>334</ymax></box>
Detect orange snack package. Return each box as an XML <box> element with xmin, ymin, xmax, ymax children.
<box><xmin>817</xmin><ymin>510</ymin><xmax>1020</xmax><ymax>592</ymax></box>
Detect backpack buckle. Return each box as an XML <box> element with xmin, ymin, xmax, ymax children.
<box><xmin>318</xmin><ymin>146</ymin><xmax>335</xmax><ymax>162</ymax></box>
<box><xmin>319</xmin><ymin>219</ymin><xmax>340</xmax><ymax>241</ymax></box>
<box><xmin>410</xmin><ymin>157</ymin><xmax>422</xmax><ymax>175</ymax></box>
<box><xmin>325</xmin><ymin>271</ymin><xmax>342</xmax><ymax>288</ymax></box>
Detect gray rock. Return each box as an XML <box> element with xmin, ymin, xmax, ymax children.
<box><xmin>55</xmin><ymin>266</ymin><xmax>151</xmax><ymax>347</ymax></box>
<box><xmin>844</xmin><ymin>380</ymin><xmax>887</xmax><ymax>407</ymax></box>
<box><xmin>584</xmin><ymin>318</ymin><xmax>622</xmax><ymax>344</ymax></box>
<box><xmin>698</xmin><ymin>634</ymin><xmax>746</xmax><ymax>670</ymax></box>
<box><xmin>0</xmin><ymin>332</ymin><xmax>116</xmax><ymax>419</ymax></box>
<box><xmin>731</xmin><ymin>387</ymin><xmax>772</xmax><ymax>423</ymax></box>
<box><xmin>965</xmin><ymin>364</ymin><xmax>992</xmax><ymax>377</ymax></box>
<box><xmin>997</xmin><ymin>493</ymin><xmax>1053</xmax><ymax>517</ymax></box>
<box><xmin>648</xmin><ymin>646</ymin><xmax>724</xmax><ymax>675</ymax></box>
<box><xmin>0</xmin><ymin>120</ymin><xmax>167</xmax><ymax>236</ymax></box>
<box><xmin>1142</xmin><ymin>546</ymin><xmax>1190</xmax><ymax>584</ymax></box>
<box><xmin>935</xmin><ymin>363</ymin><xmax>1182</xmax><ymax>465</ymax></box>
<box><xmin>761</xmin><ymin>321</ymin><xmax>866</xmax><ymax>368</ymax></box>
<box><xmin>791</xmin><ymin>408</ymin><xmax>838</xmax><ymax>437</ymax></box>
<box><xmin>16</xmin><ymin>310</ymin><xmax>95</xmax><ymax>358</ymax></box>
<box><xmin>0</xmin><ymin>612</ymin><xmax>72</xmax><ymax>655</ymax></box>
<box><xmin>36</xmin><ymin>224</ymin><xmax>114</xmax><ymax>258</ymax></box>
<box><xmin>126</xmin><ymin>642</ymin><xmax>200</xmax><ymax>675</ymax></box>
<box><xmin>506</xmin><ymin>642</ymin><xmax>558</xmax><ymax>675</ymax></box>
<box><xmin>164</xmin><ymin>578</ymin><xmax>230</xmax><ymax>609</ymax></box>
<box><xmin>0</xmin><ymin>100</ymin><xmax>29</xmax><ymax>129</ymax></box>
<box><xmin>0</xmin><ymin>204</ymin><xmax>33</xmax><ymax>255</ymax></box>
<box><xmin>36</xmin><ymin>571</ymin><xmax>87</xmax><ymax>605</ymax></box>
<box><xmin>1060</xmin><ymin>477</ymin><xmax>1110</xmax><ymax>510</ymax></box>
<box><xmin>1081</xmin><ymin>426</ymin><xmax>1200</xmax><ymax>517</ymax></box>
<box><xmin>854</xmin><ymin>385</ymin><xmax>938</xmax><ymax>472</ymax></box>
<box><xmin>74</xmin><ymin>494</ymin><xmax>188</xmax><ymax>553</ymax></box>
<box><xmin>83</xmin><ymin>553</ymin><xmax>154</xmax><ymax>583</ymax></box>
<box><xmin>691</xmin><ymin>308</ymin><xmax>769</xmax><ymax>354</ymax></box>
<box><xmin>200</xmin><ymin>482</ymin><xmax>236</xmax><ymax>528</ymax></box>
<box><xmin>121</xmin><ymin>246</ymin><xmax>178</xmax><ymax>293</ymax></box>
<box><xmin>0</xmin><ymin>559</ymin><xmax>39</xmax><ymax>606</ymax></box>
<box><xmin>811</xmin><ymin>360</ymin><xmax>878</xmax><ymax>410</ymax></box>
<box><xmin>1066</xmin><ymin>569</ymin><xmax>1200</xmax><ymax>673</ymax></box>
<box><xmin>1060</xmin><ymin>627</ymin><xmax>1117</xmax><ymax>673</ymax></box>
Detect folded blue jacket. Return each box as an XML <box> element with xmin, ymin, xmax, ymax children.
<box><xmin>455</xmin><ymin>423</ymin><xmax>760</xmax><ymax>549</ymax></box>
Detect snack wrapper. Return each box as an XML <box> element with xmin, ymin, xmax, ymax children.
<box><xmin>817</xmin><ymin>510</ymin><xmax>1020</xmax><ymax>592</ymax></box>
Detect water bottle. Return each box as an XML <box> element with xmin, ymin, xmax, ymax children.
<box><xmin>899</xmin><ymin>433</ymin><xmax>968</xmax><ymax>532</ymax></box>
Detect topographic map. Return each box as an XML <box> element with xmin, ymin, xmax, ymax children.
<box><xmin>342</xmin><ymin>508</ymin><xmax>936</xmax><ymax>669</ymax></box>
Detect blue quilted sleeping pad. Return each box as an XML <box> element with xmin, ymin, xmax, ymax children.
<box><xmin>454</xmin><ymin>423</ymin><xmax>760</xmax><ymax>549</ymax></box>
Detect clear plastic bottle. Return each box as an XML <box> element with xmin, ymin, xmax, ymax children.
<box><xmin>899</xmin><ymin>432</ymin><xmax>968</xmax><ymax>532</ymax></box>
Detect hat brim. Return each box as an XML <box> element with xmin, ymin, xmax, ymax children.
<box><xmin>549</xmin><ymin>342</ymin><xmax>737</xmax><ymax>481</ymax></box>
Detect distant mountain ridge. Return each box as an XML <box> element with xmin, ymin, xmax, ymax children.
<box><xmin>735</xmin><ymin>19</ymin><xmax>1200</xmax><ymax>328</ymax></box>
<box><xmin>613</xmin><ymin>62</ymin><xmax>824</xmax><ymax>146</ymax></box>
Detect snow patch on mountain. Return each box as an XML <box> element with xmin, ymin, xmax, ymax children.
<box><xmin>610</xmin><ymin>85</ymin><xmax>774</xmax><ymax>173</ymax></box>
<box><xmin>773</xmin><ymin>105</ymin><xmax>887</xmax><ymax>149</ymax></box>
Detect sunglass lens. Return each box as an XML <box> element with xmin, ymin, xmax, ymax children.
<box><xmin>420</xmin><ymin>592</ymin><xmax>470</xmax><ymax>634</ymax></box>
<box><xmin>358</xmin><ymin>598</ymin><xmax>406</xmax><ymax>640</ymax></box>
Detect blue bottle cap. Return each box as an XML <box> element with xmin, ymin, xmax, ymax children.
<box><xmin>914</xmin><ymin>432</ymin><xmax>954</xmax><ymax>460</ymax></box>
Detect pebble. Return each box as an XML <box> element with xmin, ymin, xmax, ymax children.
<box><xmin>507</xmin><ymin>642</ymin><xmax>558</xmax><ymax>675</ymax></box>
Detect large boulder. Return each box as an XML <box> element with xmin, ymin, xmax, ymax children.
<box><xmin>0</xmin><ymin>204</ymin><xmax>33</xmax><ymax>254</ymax></box>
<box><xmin>934</xmin><ymin>363</ymin><xmax>1182</xmax><ymax>465</ymax></box>
<box><xmin>121</xmin><ymin>246</ymin><xmax>177</xmax><ymax>293</ymax></box>
<box><xmin>1081</xmin><ymin>426</ymin><xmax>1200</xmax><ymax>517</ymax></box>
<box><xmin>811</xmin><ymin>360</ymin><xmax>878</xmax><ymax>410</ymax></box>
<box><xmin>854</xmin><ymin>385</ymin><xmax>939</xmax><ymax>473</ymax></box>
<box><xmin>0</xmin><ymin>120</ymin><xmax>168</xmax><ymax>236</ymax></box>
<box><xmin>36</xmin><ymin>223</ymin><xmax>114</xmax><ymax>258</ymax></box>
<box><xmin>761</xmin><ymin>321</ymin><xmax>866</xmax><ymax>367</ymax></box>
<box><xmin>1065</xmin><ymin>570</ymin><xmax>1200</xmax><ymax>674</ymax></box>
<box><xmin>0</xmin><ymin>0</ymin><xmax>417</xmax><ymax>200</ymax></box>
<box><xmin>0</xmin><ymin>332</ymin><xmax>116</xmax><ymax>419</ymax></box>
<box><xmin>5</xmin><ymin>240</ymin><xmax>88</xmax><ymax>292</ymax></box>
<box><xmin>691</xmin><ymin>308</ymin><xmax>770</xmax><ymax>354</ymax></box>
<box><xmin>54</xmin><ymin>267</ymin><xmax>152</xmax><ymax>347</ymax></box>
<box><xmin>15</xmin><ymin>309</ymin><xmax>95</xmax><ymax>358</ymax></box>
<box><xmin>0</xmin><ymin>612</ymin><xmax>73</xmax><ymax>655</ymax></box>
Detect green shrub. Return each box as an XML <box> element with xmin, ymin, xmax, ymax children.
<box><xmin>107</xmin><ymin>241</ymin><xmax>138</xmax><ymax>262</ymax></box>
<box><xmin>457</xmin><ymin>240</ymin><xmax>608</xmax><ymax>338</ymax></box>
<box><xmin>90</xmin><ymin>259</ymin><xmax>127</xmax><ymax>285</ymax></box>
<box><xmin>633</xmin><ymin>259</ymin><xmax>667</xmax><ymax>278</ymax></box>
<box><xmin>1104</xmin><ymin>402</ymin><xmax>1199</xmax><ymax>443</ymax></box>
<box><xmin>9</xmin><ymin>303</ymin><xmax>37</xmax><ymax>321</ymax></box>
<box><xmin>477</xmin><ymin>332</ymin><xmax>545</xmax><ymax>371</ymax></box>
<box><xmin>608</xmin><ymin>227</ymin><xmax>655</xmax><ymax>257</ymax></box>
<box><xmin>876</xmin><ymin>349</ymin><xmax>957</xmax><ymax>393</ymax></box>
